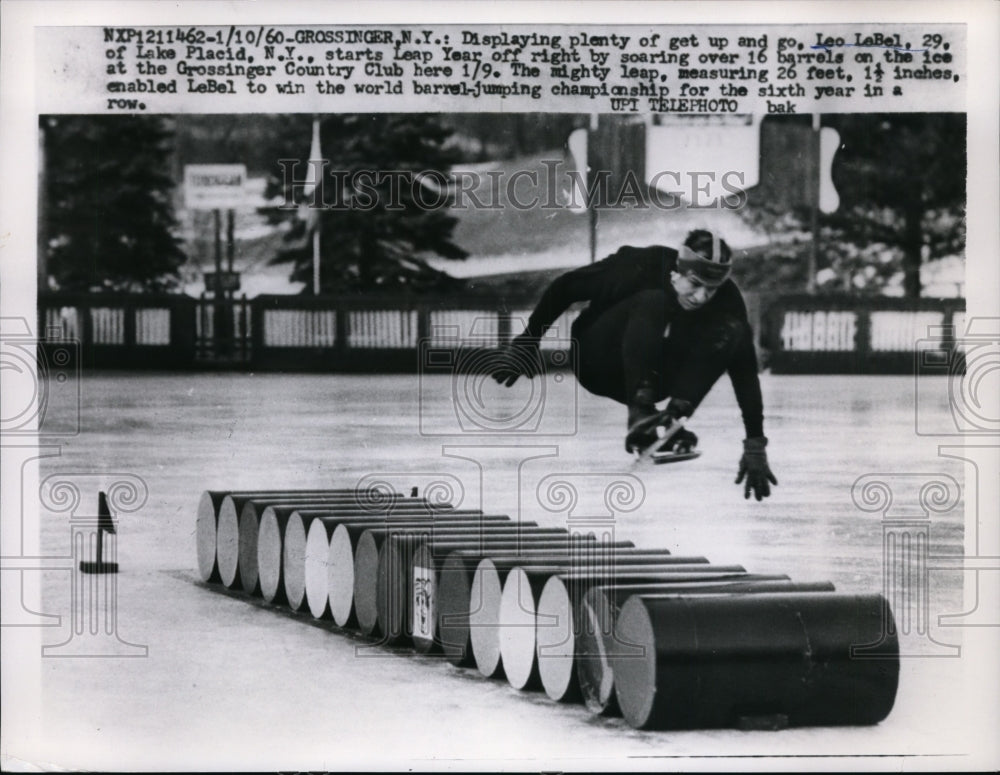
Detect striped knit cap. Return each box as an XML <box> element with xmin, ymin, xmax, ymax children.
<box><xmin>677</xmin><ymin>230</ymin><xmax>732</xmax><ymax>286</ymax></box>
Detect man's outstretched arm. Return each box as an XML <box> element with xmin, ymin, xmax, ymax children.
<box><xmin>727</xmin><ymin>323</ymin><xmax>764</xmax><ymax>439</ymax></box>
<box><xmin>493</xmin><ymin>255</ymin><xmax>621</xmax><ymax>387</ymax></box>
<box><xmin>728</xmin><ymin>327</ymin><xmax>777</xmax><ymax>500</ymax></box>
<box><xmin>523</xmin><ymin>257</ymin><xmax>618</xmax><ymax>338</ymax></box>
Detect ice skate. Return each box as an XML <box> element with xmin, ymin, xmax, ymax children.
<box><xmin>631</xmin><ymin>414</ymin><xmax>701</xmax><ymax>465</ymax></box>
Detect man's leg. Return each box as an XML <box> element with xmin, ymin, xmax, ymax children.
<box><xmin>572</xmin><ymin>289</ymin><xmax>669</xmax><ymax>404</ymax></box>
<box><xmin>571</xmin><ymin>289</ymin><xmax>676</xmax><ymax>452</ymax></box>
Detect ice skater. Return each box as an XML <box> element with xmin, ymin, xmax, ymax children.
<box><xmin>490</xmin><ymin>229</ymin><xmax>777</xmax><ymax>501</ymax></box>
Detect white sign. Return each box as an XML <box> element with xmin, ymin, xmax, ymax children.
<box><xmin>184</xmin><ymin>164</ymin><xmax>247</xmax><ymax>210</ymax></box>
<box><xmin>411</xmin><ymin>565</ymin><xmax>435</xmax><ymax>641</ymax></box>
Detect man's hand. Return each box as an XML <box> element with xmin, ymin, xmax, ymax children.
<box><xmin>490</xmin><ymin>334</ymin><xmax>542</xmax><ymax>387</ymax></box>
<box><xmin>735</xmin><ymin>436</ymin><xmax>778</xmax><ymax>501</ymax></box>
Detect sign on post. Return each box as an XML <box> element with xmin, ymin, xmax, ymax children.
<box><xmin>203</xmin><ymin>271</ymin><xmax>241</xmax><ymax>293</ymax></box>
<box><xmin>184</xmin><ymin>164</ymin><xmax>247</xmax><ymax>210</ymax></box>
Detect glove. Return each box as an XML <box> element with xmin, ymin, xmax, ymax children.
<box><xmin>490</xmin><ymin>334</ymin><xmax>542</xmax><ymax>387</ymax></box>
<box><xmin>735</xmin><ymin>436</ymin><xmax>778</xmax><ymax>501</ymax></box>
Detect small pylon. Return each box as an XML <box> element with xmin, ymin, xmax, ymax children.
<box><xmin>79</xmin><ymin>490</ymin><xmax>119</xmax><ymax>574</ymax></box>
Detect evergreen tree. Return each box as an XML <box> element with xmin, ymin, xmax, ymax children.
<box><xmin>41</xmin><ymin>116</ymin><xmax>185</xmax><ymax>292</ymax></box>
<box><xmin>823</xmin><ymin>113</ymin><xmax>965</xmax><ymax>298</ymax></box>
<box><xmin>264</xmin><ymin>114</ymin><xmax>467</xmax><ymax>294</ymax></box>
<box><xmin>740</xmin><ymin>113</ymin><xmax>966</xmax><ymax>297</ymax></box>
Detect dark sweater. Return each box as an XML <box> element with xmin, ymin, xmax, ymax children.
<box><xmin>525</xmin><ymin>245</ymin><xmax>764</xmax><ymax>438</ymax></box>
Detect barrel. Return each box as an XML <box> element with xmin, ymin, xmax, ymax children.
<box><xmin>286</xmin><ymin>512</ymin><xmax>497</xmax><ymax>613</ymax></box>
<box><xmin>375</xmin><ymin>535</ymin><xmax>605</xmax><ymax>640</ymax></box>
<box><xmin>303</xmin><ymin>518</ymin><xmax>339</xmax><ymax>618</ymax></box>
<box><xmin>245</xmin><ymin>502</ymin><xmax>482</xmax><ymax>596</ymax></box>
<box><xmin>612</xmin><ymin>592</ymin><xmax>899</xmax><ymax>730</ymax></box>
<box><xmin>256</xmin><ymin>506</ymin><xmax>440</xmax><ymax>603</ymax></box>
<box><xmin>353</xmin><ymin>523</ymin><xmax>574</xmax><ymax>637</ymax></box>
<box><xmin>438</xmin><ymin>549</ymin><xmax>679</xmax><ymax>667</ymax></box>
<box><xmin>351</xmin><ymin>522</ymin><xmax>550</xmax><ymax>632</ymax></box>
<box><xmin>357</xmin><ymin>524</ymin><xmax>580</xmax><ymax>639</ymax></box>
<box><xmin>380</xmin><ymin>526</ymin><xmax>592</xmax><ymax>644</ymax></box>
<box><xmin>469</xmin><ymin>556</ymin><xmax>726</xmax><ymax>681</ymax></box>
<box><xmin>216</xmin><ymin>492</ymin><xmax>412</xmax><ymax>590</ymax></box>
<box><xmin>381</xmin><ymin>528</ymin><xmax>610</xmax><ymax>645</ymax></box>
<box><xmin>303</xmin><ymin>513</ymin><xmax>508</xmax><ymax>621</ymax></box>
<box><xmin>569</xmin><ymin>578</ymin><xmax>836</xmax><ymax>711</ymax></box>
<box><xmin>409</xmin><ymin>537</ymin><xmax>638</xmax><ymax>654</ymax></box>
<box><xmin>196</xmin><ymin>489</ymin><xmax>370</xmax><ymax>582</ymax></box>
<box><xmin>497</xmin><ymin>563</ymin><xmax>746</xmax><ymax>690</ymax></box>
<box><xmin>257</xmin><ymin>506</ymin><xmax>478</xmax><ymax>604</ymax></box>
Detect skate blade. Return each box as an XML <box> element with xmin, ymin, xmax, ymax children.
<box><xmin>651</xmin><ymin>449</ymin><xmax>702</xmax><ymax>465</ymax></box>
<box><xmin>631</xmin><ymin>418</ymin><xmax>688</xmax><ymax>465</ymax></box>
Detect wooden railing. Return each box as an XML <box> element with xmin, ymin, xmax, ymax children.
<box><xmin>37</xmin><ymin>292</ymin><xmax>581</xmax><ymax>372</ymax></box>
<box><xmin>38</xmin><ymin>291</ymin><xmax>965</xmax><ymax>374</ymax></box>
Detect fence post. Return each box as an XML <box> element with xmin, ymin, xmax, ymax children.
<box><xmin>171</xmin><ymin>296</ymin><xmax>195</xmax><ymax>366</ymax></box>
<box><xmin>497</xmin><ymin>305</ymin><xmax>512</xmax><ymax>347</ymax></box>
<box><xmin>416</xmin><ymin>304</ymin><xmax>430</xmax><ymax>347</ymax></box>
<box><xmin>854</xmin><ymin>307</ymin><xmax>871</xmax><ymax>374</ymax></box>
<box><xmin>36</xmin><ymin>298</ymin><xmax>48</xmax><ymax>343</ymax></box>
<box><xmin>335</xmin><ymin>302</ymin><xmax>349</xmax><ymax>356</ymax></box>
<box><xmin>763</xmin><ymin>296</ymin><xmax>784</xmax><ymax>373</ymax></box>
<box><xmin>79</xmin><ymin>300</ymin><xmax>92</xmax><ymax>366</ymax></box>
<box><xmin>249</xmin><ymin>296</ymin><xmax>265</xmax><ymax>369</ymax></box>
<box><xmin>123</xmin><ymin>301</ymin><xmax>136</xmax><ymax>348</ymax></box>
<box><xmin>941</xmin><ymin>304</ymin><xmax>958</xmax><ymax>355</ymax></box>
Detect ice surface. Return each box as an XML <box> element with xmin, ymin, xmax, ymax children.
<box><xmin>29</xmin><ymin>371</ymin><xmax>970</xmax><ymax>769</ymax></box>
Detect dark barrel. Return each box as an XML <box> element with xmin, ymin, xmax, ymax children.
<box><xmin>409</xmin><ymin>536</ymin><xmax>638</xmax><ymax>654</ymax></box>
<box><xmin>362</xmin><ymin>524</ymin><xmax>571</xmax><ymax>639</ymax></box>
<box><xmin>441</xmin><ymin>553</ymin><xmax>710</xmax><ymax>672</ymax></box>
<box><xmin>498</xmin><ymin>563</ymin><xmax>746</xmax><ymax>691</ymax></box>
<box><xmin>612</xmin><ymin>592</ymin><xmax>899</xmax><ymax>730</ymax></box>
<box><xmin>572</xmin><ymin>578</ymin><xmax>837</xmax><ymax>713</ymax></box>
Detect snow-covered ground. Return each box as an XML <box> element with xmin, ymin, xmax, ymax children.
<box><xmin>175</xmin><ymin>171</ymin><xmax>964</xmax><ymax>299</ymax></box>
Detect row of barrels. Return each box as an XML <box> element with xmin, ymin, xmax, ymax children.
<box><xmin>195</xmin><ymin>488</ymin><xmax>900</xmax><ymax>730</ymax></box>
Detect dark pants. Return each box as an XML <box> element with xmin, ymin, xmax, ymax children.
<box><xmin>571</xmin><ymin>289</ymin><xmax>745</xmax><ymax>408</ymax></box>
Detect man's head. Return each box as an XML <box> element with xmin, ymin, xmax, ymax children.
<box><xmin>671</xmin><ymin>229</ymin><xmax>732</xmax><ymax>310</ymax></box>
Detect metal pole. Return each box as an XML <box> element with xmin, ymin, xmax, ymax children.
<box><xmin>310</xmin><ymin>115</ymin><xmax>322</xmax><ymax>295</ymax></box>
<box><xmin>589</xmin><ymin>113</ymin><xmax>599</xmax><ymax>264</ymax></box>
<box><xmin>807</xmin><ymin>113</ymin><xmax>820</xmax><ymax>294</ymax></box>
<box><xmin>226</xmin><ymin>209</ymin><xmax>235</xmax><ymax>299</ymax></box>
<box><xmin>95</xmin><ymin>525</ymin><xmax>104</xmax><ymax>568</ymax></box>
<box><xmin>213</xmin><ymin>209</ymin><xmax>224</xmax><ymax>352</ymax></box>
<box><xmin>312</xmin><ymin>227</ymin><xmax>321</xmax><ymax>296</ymax></box>
<box><xmin>213</xmin><ymin>209</ymin><xmax>222</xmax><ymax>293</ymax></box>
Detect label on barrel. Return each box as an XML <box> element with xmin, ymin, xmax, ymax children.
<box><xmin>412</xmin><ymin>565</ymin><xmax>435</xmax><ymax>640</ymax></box>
